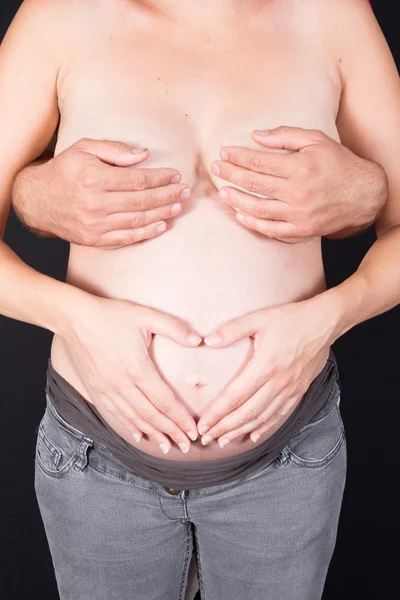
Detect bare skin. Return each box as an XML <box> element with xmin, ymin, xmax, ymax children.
<box><xmin>1</xmin><ymin>0</ymin><xmax>399</xmax><ymax>460</ymax></box>
<box><xmin>11</xmin><ymin>126</ymin><xmax>387</xmax><ymax>246</ymax></box>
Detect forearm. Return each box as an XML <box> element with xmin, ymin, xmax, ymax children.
<box><xmin>0</xmin><ymin>240</ymin><xmax>92</xmax><ymax>337</ymax></box>
<box><xmin>12</xmin><ymin>159</ymin><xmax>57</xmax><ymax>238</ymax></box>
<box><xmin>316</xmin><ymin>225</ymin><xmax>400</xmax><ymax>340</ymax></box>
<box><xmin>324</xmin><ymin>160</ymin><xmax>388</xmax><ymax>240</ymax></box>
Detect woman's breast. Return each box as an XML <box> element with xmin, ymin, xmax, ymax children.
<box><xmin>56</xmin><ymin>161</ymin><xmax>326</xmax><ymax>417</ymax></box>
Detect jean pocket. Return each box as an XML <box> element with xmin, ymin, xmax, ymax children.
<box><xmin>281</xmin><ymin>381</ymin><xmax>345</xmax><ymax>469</ymax></box>
<box><xmin>35</xmin><ymin>393</ymin><xmax>94</xmax><ymax>478</ymax></box>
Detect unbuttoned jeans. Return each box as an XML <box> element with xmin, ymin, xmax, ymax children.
<box><xmin>34</xmin><ymin>379</ymin><xmax>346</xmax><ymax>600</ymax></box>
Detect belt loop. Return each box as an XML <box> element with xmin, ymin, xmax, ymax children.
<box><xmin>73</xmin><ymin>438</ymin><xmax>94</xmax><ymax>472</ymax></box>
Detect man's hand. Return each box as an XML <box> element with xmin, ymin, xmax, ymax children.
<box><xmin>12</xmin><ymin>138</ymin><xmax>191</xmax><ymax>248</ymax></box>
<box><xmin>196</xmin><ymin>294</ymin><xmax>337</xmax><ymax>447</ymax></box>
<box><xmin>65</xmin><ymin>296</ymin><xmax>202</xmax><ymax>454</ymax></box>
<box><xmin>211</xmin><ymin>125</ymin><xmax>388</xmax><ymax>242</ymax></box>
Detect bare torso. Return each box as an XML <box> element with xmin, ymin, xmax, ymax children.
<box><xmin>50</xmin><ymin>0</ymin><xmax>340</xmax><ymax>461</ymax></box>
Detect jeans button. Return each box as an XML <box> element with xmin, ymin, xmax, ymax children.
<box><xmin>164</xmin><ymin>486</ymin><xmax>180</xmax><ymax>495</ymax></box>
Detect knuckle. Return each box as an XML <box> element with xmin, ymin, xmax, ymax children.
<box><xmin>78</xmin><ymin>166</ymin><xmax>100</xmax><ymax>190</ymax></box>
<box><xmin>118</xmin><ymin>234</ymin><xmax>135</xmax><ymax>247</ymax></box>
<box><xmin>155</xmin><ymin>399</ymin><xmax>173</xmax><ymax>415</ymax></box>
<box><xmin>296</xmin><ymin>187</ymin><xmax>311</xmax><ymax>203</ymax></box>
<box><xmin>131</xmin><ymin>212</ymin><xmax>144</xmax><ymax>228</ymax></box>
<box><xmin>255</xmin><ymin>203</ymin><xmax>270</xmax><ymax>219</ymax></box>
<box><xmin>134</xmin><ymin>172</ymin><xmax>148</xmax><ymax>191</ymax></box>
<box><xmin>277</xmin><ymin>125</ymin><xmax>289</xmax><ymax>136</ymax></box>
<box><xmin>297</xmin><ymin>162</ymin><xmax>312</xmax><ymax>179</ymax></box>
<box><xmin>246</xmin><ymin>174</ymin><xmax>262</xmax><ymax>194</ymax></box>
<box><xmin>137</xmin><ymin>192</ymin><xmax>153</xmax><ymax>211</ymax></box>
<box><xmin>243</xmin><ymin>407</ymin><xmax>257</xmax><ymax>423</ymax></box>
<box><xmin>249</xmin><ymin>153</ymin><xmax>264</xmax><ymax>171</ymax></box>
<box><xmin>75</xmin><ymin>137</ymin><xmax>91</xmax><ymax>148</ymax></box>
<box><xmin>110</xmin><ymin>141</ymin><xmax>123</xmax><ymax>153</ymax></box>
<box><xmin>141</xmin><ymin>409</ymin><xmax>158</xmax><ymax>424</ymax></box>
<box><xmin>257</xmin><ymin>413</ymin><xmax>269</xmax><ymax>425</ymax></box>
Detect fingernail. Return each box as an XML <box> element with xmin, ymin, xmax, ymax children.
<box><xmin>199</xmin><ymin>425</ymin><xmax>209</xmax><ymax>435</ymax></box>
<box><xmin>188</xmin><ymin>332</ymin><xmax>202</xmax><ymax>345</ymax></box>
<box><xmin>201</xmin><ymin>435</ymin><xmax>212</xmax><ymax>446</ymax></box>
<box><xmin>171</xmin><ymin>203</ymin><xmax>182</xmax><ymax>214</ymax></box>
<box><xmin>171</xmin><ymin>173</ymin><xmax>182</xmax><ymax>183</ymax></box>
<box><xmin>236</xmin><ymin>212</ymin><xmax>247</xmax><ymax>223</ymax></box>
<box><xmin>253</xmin><ymin>130</ymin><xmax>269</xmax><ymax>136</ymax></box>
<box><xmin>211</xmin><ymin>162</ymin><xmax>220</xmax><ymax>175</ymax></box>
<box><xmin>204</xmin><ymin>332</ymin><xmax>222</xmax><ymax>345</ymax></box>
<box><xmin>186</xmin><ymin>430</ymin><xmax>198</xmax><ymax>441</ymax></box>
<box><xmin>180</xmin><ymin>187</ymin><xmax>191</xmax><ymax>199</ymax></box>
<box><xmin>159</xmin><ymin>443</ymin><xmax>170</xmax><ymax>454</ymax></box>
<box><xmin>179</xmin><ymin>442</ymin><xmax>190</xmax><ymax>453</ymax></box>
<box><xmin>220</xmin><ymin>150</ymin><xmax>229</xmax><ymax>160</ymax></box>
<box><xmin>156</xmin><ymin>222</ymin><xmax>167</xmax><ymax>233</ymax></box>
<box><xmin>131</xmin><ymin>147</ymin><xmax>148</xmax><ymax>154</ymax></box>
<box><xmin>132</xmin><ymin>433</ymin><xmax>142</xmax><ymax>442</ymax></box>
<box><xmin>219</xmin><ymin>188</ymin><xmax>228</xmax><ymax>200</ymax></box>
<box><xmin>251</xmin><ymin>433</ymin><xmax>260</xmax><ymax>443</ymax></box>
<box><xmin>219</xmin><ymin>438</ymin><xmax>230</xmax><ymax>448</ymax></box>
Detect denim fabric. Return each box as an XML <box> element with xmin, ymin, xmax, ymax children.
<box><xmin>34</xmin><ymin>379</ymin><xmax>347</xmax><ymax>600</ymax></box>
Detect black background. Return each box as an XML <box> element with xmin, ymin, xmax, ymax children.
<box><xmin>0</xmin><ymin>1</ymin><xmax>398</xmax><ymax>598</ymax></box>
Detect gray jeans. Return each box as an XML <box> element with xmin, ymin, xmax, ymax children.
<box><xmin>34</xmin><ymin>380</ymin><xmax>347</xmax><ymax>600</ymax></box>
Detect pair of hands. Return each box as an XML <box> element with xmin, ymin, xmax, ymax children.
<box><xmin>14</xmin><ymin>125</ymin><xmax>382</xmax><ymax>247</ymax></box>
<box><xmin>67</xmin><ymin>292</ymin><xmax>337</xmax><ymax>455</ymax></box>
<box><xmin>13</xmin><ymin>126</ymin><xmax>386</xmax><ymax>454</ymax></box>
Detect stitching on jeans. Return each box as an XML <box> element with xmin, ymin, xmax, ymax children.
<box><xmin>288</xmin><ymin>426</ymin><xmax>345</xmax><ymax>467</ymax></box>
<box><xmin>37</xmin><ymin>425</ymin><xmax>61</xmax><ymax>463</ymax></box>
<box><xmin>294</xmin><ymin>395</ymin><xmax>340</xmax><ymax>433</ymax></box>
<box><xmin>88</xmin><ymin>461</ymin><xmax>173</xmax><ymax>498</ymax></box>
<box><xmin>193</xmin><ymin>525</ymin><xmax>206</xmax><ymax>600</ymax></box>
<box><xmin>36</xmin><ymin>432</ymin><xmax>79</xmax><ymax>477</ymax></box>
<box><xmin>159</xmin><ymin>495</ymin><xmax>179</xmax><ymax>521</ymax></box>
<box><xmin>178</xmin><ymin>523</ymin><xmax>192</xmax><ymax>600</ymax></box>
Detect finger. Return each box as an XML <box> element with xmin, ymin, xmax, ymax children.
<box><xmin>218</xmin><ymin>186</ymin><xmax>291</xmax><ymax>220</ymax></box>
<box><xmin>137</xmin><ymin>357</ymin><xmax>199</xmax><ymax>445</ymax></box>
<box><xmin>203</xmin><ymin>311</ymin><xmax>262</xmax><ymax>348</ymax></box>
<box><xmin>249</xmin><ymin>394</ymin><xmax>301</xmax><ymax>442</ymax></box>
<box><xmin>212</xmin><ymin>160</ymin><xmax>288</xmax><ymax>198</ymax></box>
<box><xmin>220</xmin><ymin>146</ymin><xmax>296</xmax><ymax>178</ymax></box>
<box><xmin>75</xmin><ymin>138</ymin><xmax>151</xmax><ymax>167</ymax></box>
<box><xmin>95</xmin><ymin>393</ymin><xmax>144</xmax><ymax>442</ymax></box>
<box><xmin>100</xmin><ymin>390</ymin><xmax>175</xmax><ymax>452</ymax></box>
<box><xmin>214</xmin><ymin>389</ymin><xmax>299</xmax><ymax>446</ymax></box>
<box><xmin>114</xmin><ymin>388</ymin><xmax>195</xmax><ymax>453</ymax></box>
<box><xmin>142</xmin><ymin>309</ymin><xmax>202</xmax><ymax>347</ymax></box>
<box><xmin>201</xmin><ymin>383</ymin><xmax>272</xmax><ymax>445</ymax></box>
<box><xmin>106</xmin><ymin>183</ymin><xmax>190</xmax><ymax>213</ymax></box>
<box><xmin>104</xmin><ymin>203</ymin><xmax>183</xmax><ymax>232</ymax></box>
<box><xmin>234</xmin><ymin>212</ymin><xmax>301</xmax><ymax>239</ymax></box>
<box><xmin>102</xmin><ymin>165</ymin><xmax>183</xmax><ymax>192</ymax></box>
<box><xmin>197</xmin><ymin>357</ymin><xmax>265</xmax><ymax>436</ymax></box>
<box><xmin>252</xmin><ymin>126</ymin><xmax>328</xmax><ymax>152</ymax></box>
<box><xmin>97</xmin><ymin>222</ymin><xmax>168</xmax><ymax>248</ymax></box>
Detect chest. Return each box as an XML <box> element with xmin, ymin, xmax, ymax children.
<box><xmin>56</xmin><ymin>13</ymin><xmax>341</xmax><ymax>182</ymax></box>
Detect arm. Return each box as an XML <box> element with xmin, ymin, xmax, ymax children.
<box><xmin>323</xmin><ymin>159</ymin><xmax>388</xmax><ymax>240</ymax></box>
<box><xmin>195</xmin><ymin>0</ymin><xmax>400</xmax><ymax>444</ymax></box>
<box><xmin>320</xmin><ymin>0</ymin><xmax>400</xmax><ymax>333</ymax></box>
<box><xmin>0</xmin><ymin>0</ymin><xmax>91</xmax><ymax>334</ymax></box>
<box><xmin>0</xmin><ymin>0</ymin><xmax>202</xmax><ymax>452</ymax></box>
<box><xmin>12</xmin><ymin>132</ymin><xmax>58</xmax><ymax>238</ymax></box>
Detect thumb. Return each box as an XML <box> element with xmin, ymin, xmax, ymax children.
<box><xmin>252</xmin><ymin>126</ymin><xmax>328</xmax><ymax>152</ymax></box>
<box><xmin>204</xmin><ymin>312</ymin><xmax>261</xmax><ymax>347</ymax></box>
<box><xmin>74</xmin><ymin>138</ymin><xmax>149</xmax><ymax>167</ymax></box>
<box><xmin>143</xmin><ymin>309</ymin><xmax>202</xmax><ymax>348</ymax></box>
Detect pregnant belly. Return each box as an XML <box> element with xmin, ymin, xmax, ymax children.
<box><xmin>51</xmin><ymin>196</ymin><xmax>325</xmax><ymax>460</ymax></box>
